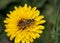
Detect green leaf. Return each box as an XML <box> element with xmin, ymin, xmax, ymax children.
<box><xmin>0</xmin><ymin>0</ymin><xmax>16</xmax><ymax>9</ymax></box>
<box><xmin>0</xmin><ymin>14</ymin><xmax>12</xmax><ymax>43</ymax></box>
<box><xmin>35</xmin><ymin>0</ymin><xmax>46</xmax><ymax>8</ymax></box>
<box><xmin>41</xmin><ymin>3</ymin><xmax>57</xmax><ymax>43</ymax></box>
<box><xmin>0</xmin><ymin>14</ymin><xmax>5</xmax><ymax>34</ymax></box>
<box><xmin>14</xmin><ymin>0</ymin><xmax>46</xmax><ymax>8</ymax></box>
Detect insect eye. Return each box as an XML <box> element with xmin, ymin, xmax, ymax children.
<box><xmin>31</xmin><ymin>19</ymin><xmax>34</xmax><ymax>21</ymax></box>
<box><xmin>19</xmin><ymin>21</ymin><xmax>23</xmax><ymax>24</ymax></box>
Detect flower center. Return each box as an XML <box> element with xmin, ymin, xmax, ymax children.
<box><xmin>18</xmin><ymin>19</ymin><xmax>34</xmax><ymax>30</ymax></box>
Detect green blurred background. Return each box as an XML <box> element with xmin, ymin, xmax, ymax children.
<box><xmin>0</xmin><ymin>0</ymin><xmax>59</xmax><ymax>43</ymax></box>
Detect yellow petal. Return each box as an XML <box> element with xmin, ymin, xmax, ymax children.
<box><xmin>35</xmin><ymin>16</ymin><xmax>44</xmax><ymax>21</ymax></box>
<box><xmin>35</xmin><ymin>20</ymin><xmax>46</xmax><ymax>25</ymax></box>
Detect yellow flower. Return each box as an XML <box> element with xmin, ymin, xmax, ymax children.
<box><xmin>4</xmin><ymin>4</ymin><xmax>46</xmax><ymax>43</ymax></box>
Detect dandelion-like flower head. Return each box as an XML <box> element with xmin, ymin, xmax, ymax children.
<box><xmin>4</xmin><ymin>4</ymin><xmax>46</xmax><ymax>43</ymax></box>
